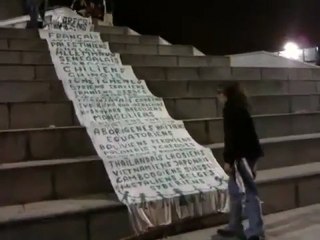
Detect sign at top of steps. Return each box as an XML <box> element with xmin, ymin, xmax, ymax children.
<box><xmin>48</xmin><ymin>7</ymin><xmax>93</xmax><ymax>32</ymax></box>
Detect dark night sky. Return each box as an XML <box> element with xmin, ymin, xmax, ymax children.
<box><xmin>113</xmin><ymin>0</ymin><xmax>320</xmax><ymax>55</ymax></box>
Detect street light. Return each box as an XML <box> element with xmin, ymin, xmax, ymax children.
<box><xmin>280</xmin><ymin>42</ymin><xmax>301</xmax><ymax>60</ymax></box>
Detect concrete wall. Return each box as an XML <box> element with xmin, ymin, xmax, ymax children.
<box><xmin>229</xmin><ymin>51</ymin><xmax>318</xmax><ymax>68</ymax></box>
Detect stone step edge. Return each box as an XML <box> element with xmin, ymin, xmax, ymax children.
<box><xmin>208</xmin><ymin>132</ymin><xmax>320</xmax><ymax>148</ymax></box>
<box><xmin>2</xmin><ymin>133</ymin><xmax>320</xmax><ymax>170</ymax></box>
<box><xmin>0</xmin><ymin>50</ymin><xmax>225</xmax><ymax>60</ymax></box>
<box><xmin>0</xmin><ymin>30</ymin><xmax>161</xmax><ymax>39</ymax></box>
<box><xmin>0</xmin><ymin>25</ymin><xmax>129</xmax><ymax>33</ymax></box>
<box><xmin>0</xmin><ymin>111</ymin><xmax>319</xmax><ymax>132</ymax></box>
<box><xmin>3</xmin><ymin>79</ymin><xmax>320</xmax><ymax>84</ymax></box>
<box><xmin>1</xmin><ymin>162</ymin><xmax>319</xmax><ymax>226</ymax></box>
<box><xmin>2</xmin><ymin>63</ymin><xmax>320</xmax><ymax>71</ymax></box>
<box><xmin>3</xmin><ymin>42</ymin><xmax>198</xmax><ymax>52</ymax></box>
<box><xmin>0</xmin><ymin>193</ymin><xmax>122</xmax><ymax>225</ymax></box>
<box><xmin>1</xmin><ymin>92</ymin><xmax>320</xmax><ymax>104</ymax></box>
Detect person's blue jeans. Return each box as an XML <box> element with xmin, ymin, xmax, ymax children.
<box><xmin>23</xmin><ymin>0</ymin><xmax>40</xmax><ymax>28</ymax></box>
<box><xmin>228</xmin><ymin>159</ymin><xmax>264</xmax><ymax>238</ymax></box>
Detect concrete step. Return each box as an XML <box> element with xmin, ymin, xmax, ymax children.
<box><xmin>1</xmin><ymin>80</ymin><xmax>319</xmax><ymax>102</ymax></box>
<box><xmin>1</xmin><ymin>109</ymin><xmax>320</xmax><ymax>162</ymax></box>
<box><xmin>0</xmin><ymin>193</ymin><xmax>132</xmax><ymax>240</ymax></box>
<box><xmin>0</xmin><ymin>81</ymin><xmax>64</xmax><ymax>102</ymax></box>
<box><xmin>183</xmin><ymin>112</ymin><xmax>320</xmax><ymax>145</ymax></box>
<box><xmin>0</xmin><ymin>51</ymin><xmax>229</xmax><ymax>67</ymax></box>
<box><xmin>0</xmin><ymin>27</ymin><xmax>133</xmax><ymax>39</ymax></box>
<box><xmin>94</xmin><ymin>25</ymin><xmax>135</xmax><ymax>35</ymax></box>
<box><xmin>3</xmin><ymin>39</ymin><xmax>196</xmax><ymax>56</ymax></box>
<box><xmin>147</xmin><ymin>80</ymin><xmax>320</xmax><ymax>97</ymax></box>
<box><xmin>2</xmin><ymin>65</ymin><xmax>320</xmax><ymax>81</ymax></box>
<box><xmin>2</xmin><ymin>133</ymin><xmax>320</xmax><ymax>206</ymax></box>
<box><xmin>0</xmin><ymin>94</ymin><xmax>319</xmax><ymax>130</ymax></box>
<box><xmin>134</xmin><ymin>66</ymin><xmax>320</xmax><ymax>81</ymax></box>
<box><xmin>1</xmin><ymin>162</ymin><xmax>319</xmax><ymax>239</ymax></box>
<box><xmin>0</xmin><ymin>28</ymin><xmax>162</xmax><ymax>45</ymax></box>
<box><xmin>163</xmin><ymin>204</ymin><xmax>320</xmax><ymax>240</ymax></box>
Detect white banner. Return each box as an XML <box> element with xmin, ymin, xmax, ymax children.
<box><xmin>41</xmin><ymin>10</ymin><xmax>229</xmax><ymax>233</ymax></box>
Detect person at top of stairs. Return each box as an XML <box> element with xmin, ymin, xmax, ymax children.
<box><xmin>216</xmin><ymin>83</ymin><xmax>265</xmax><ymax>240</ymax></box>
<box><xmin>71</xmin><ymin>0</ymin><xmax>113</xmax><ymax>20</ymax></box>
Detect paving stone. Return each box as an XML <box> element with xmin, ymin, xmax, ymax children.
<box><xmin>133</xmin><ymin>67</ymin><xmax>166</xmax><ymax>80</ymax></box>
<box><xmin>260</xmin><ymin>182</ymin><xmax>296</xmax><ymax>214</ymax></box>
<box><xmin>54</xmin><ymin>160</ymin><xmax>110</xmax><ymax>198</ymax></box>
<box><xmin>187</xmin><ymin>81</ymin><xmax>222</xmax><ymax>97</ymax></box>
<box><xmin>184</xmin><ymin>120</ymin><xmax>209</xmax><ymax>145</ymax></box>
<box><xmin>0</xmin><ymin>66</ymin><xmax>35</xmax><ymax>80</ymax></box>
<box><xmin>164</xmin><ymin>98</ymin><xmax>217</xmax><ymax>119</ymax></box>
<box><xmin>22</xmin><ymin>52</ymin><xmax>52</xmax><ymax>65</ymax></box>
<box><xmin>0</xmin><ymin>131</ymin><xmax>27</xmax><ymax>163</ymax></box>
<box><xmin>254</xmin><ymin>115</ymin><xmax>292</xmax><ymax>139</ymax></box>
<box><xmin>0</xmin><ymin>105</ymin><xmax>9</xmax><ymax>129</ymax></box>
<box><xmin>90</xmin><ymin>209</ymin><xmax>133</xmax><ymax>240</ymax></box>
<box><xmin>0</xmin><ymin>217</ymin><xmax>87</xmax><ymax>240</ymax></box>
<box><xmin>243</xmin><ymin>81</ymin><xmax>288</xmax><ymax>95</ymax></box>
<box><xmin>250</xmin><ymin>96</ymin><xmax>290</xmax><ymax>115</ymax></box>
<box><xmin>146</xmin><ymin>81</ymin><xmax>189</xmax><ymax>97</ymax></box>
<box><xmin>95</xmin><ymin>26</ymin><xmax>128</xmax><ymax>35</ymax></box>
<box><xmin>0</xmin><ymin>28</ymin><xmax>38</xmax><ymax>39</ymax></box>
<box><xmin>110</xmin><ymin>43</ymin><xmax>158</xmax><ymax>55</ymax></box>
<box><xmin>312</xmin><ymin>69</ymin><xmax>320</xmax><ymax>80</ymax></box>
<box><xmin>10</xmin><ymin>102</ymin><xmax>73</xmax><ymax>129</ymax></box>
<box><xmin>29</xmin><ymin>128</ymin><xmax>95</xmax><ymax>160</ymax></box>
<box><xmin>291</xmin><ymin>114</ymin><xmax>320</xmax><ymax>135</ymax></box>
<box><xmin>0</xmin><ymin>82</ymin><xmax>50</xmax><ymax>102</ymax></box>
<box><xmin>261</xmin><ymin>68</ymin><xmax>289</xmax><ymax>80</ymax></box>
<box><xmin>199</xmin><ymin>67</ymin><xmax>232</xmax><ymax>80</ymax></box>
<box><xmin>49</xmin><ymin>81</ymin><xmax>68</xmax><ymax>101</ymax></box>
<box><xmin>178</xmin><ymin>56</ymin><xmax>229</xmax><ymax>67</ymax></box>
<box><xmin>163</xmin><ymin>205</ymin><xmax>320</xmax><ymax>240</ymax></box>
<box><xmin>9</xmin><ymin>39</ymin><xmax>48</xmax><ymax>51</ymax></box>
<box><xmin>29</xmin><ymin>129</ymin><xmax>62</xmax><ymax>160</ymax></box>
<box><xmin>139</xmin><ymin>35</ymin><xmax>162</xmax><ymax>44</ymax></box>
<box><xmin>35</xmin><ymin>66</ymin><xmax>57</xmax><ymax>80</ymax></box>
<box><xmin>298</xmin><ymin>177</ymin><xmax>320</xmax><ymax>206</ymax></box>
<box><xmin>0</xmin><ymin>51</ymin><xmax>20</xmax><ymax>64</ymax></box>
<box><xmin>121</xmin><ymin>55</ymin><xmax>178</xmax><ymax>66</ymax></box>
<box><xmin>102</xmin><ymin>34</ymin><xmax>139</xmax><ymax>44</ymax></box>
<box><xmin>288</xmin><ymin>68</ymin><xmax>313</xmax><ymax>80</ymax></box>
<box><xmin>0</xmin><ymin>40</ymin><xmax>8</xmax><ymax>50</ymax></box>
<box><xmin>158</xmin><ymin>45</ymin><xmax>193</xmax><ymax>56</ymax></box>
<box><xmin>208</xmin><ymin>120</ymin><xmax>224</xmax><ymax>143</ymax></box>
<box><xmin>260</xmin><ymin>137</ymin><xmax>320</xmax><ymax>170</ymax></box>
<box><xmin>231</xmin><ymin>67</ymin><xmax>261</xmax><ymax>80</ymax></box>
<box><xmin>291</xmin><ymin>96</ymin><xmax>320</xmax><ymax>113</ymax></box>
<box><xmin>288</xmin><ymin>81</ymin><xmax>317</xmax><ymax>94</ymax></box>
<box><xmin>166</xmin><ymin>67</ymin><xmax>199</xmax><ymax>80</ymax></box>
<box><xmin>0</xmin><ymin>167</ymin><xmax>52</xmax><ymax>206</ymax></box>
<box><xmin>62</xmin><ymin>128</ymin><xmax>96</xmax><ymax>157</ymax></box>
<box><xmin>317</xmin><ymin>81</ymin><xmax>320</xmax><ymax>93</ymax></box>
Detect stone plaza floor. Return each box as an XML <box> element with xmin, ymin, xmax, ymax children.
<box><xmin>161</xmin><ymin>204</ymin><xmax>320</xmax><ymax>240</ymax></box>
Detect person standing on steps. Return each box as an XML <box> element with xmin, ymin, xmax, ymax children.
<box><xmin>215</xmin><ymin>83</ymin><xmax>265</xmax><ymax>240</ymax></box>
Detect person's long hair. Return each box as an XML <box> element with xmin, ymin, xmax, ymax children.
<box><xmin>222</xmin><ymin>83</ymin><xmax>250</xmax><ymax>110</ymax></box>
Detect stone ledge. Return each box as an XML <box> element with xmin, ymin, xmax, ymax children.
<box><xmin>0</xmin><ymin>193</ymin><xmax>122</xmax><ymax>225</ymax></box>
<box><xmin>0</xmin><ymin>162</ymin><xmax>319</xmax><ymax>239</ymax></box>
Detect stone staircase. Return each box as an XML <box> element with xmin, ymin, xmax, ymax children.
<box><xmin>0</xmin><ymin>26</ymin><xmax>319</xmax><ymax>240</ymax></box>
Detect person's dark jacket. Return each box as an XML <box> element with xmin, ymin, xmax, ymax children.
<box><xmin>223</xmin><ymin>101</ymin><xmax>263</xmax><ymax>165</ymax></box>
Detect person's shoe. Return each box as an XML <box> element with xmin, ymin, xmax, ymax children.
<box><xmin>217</xmin><ymin>229</ymin><xmax>246</xmax><ymax>238</ymax></box>
<box><xmin>248</xmin><ymin>236</ymin><xmax>265</xmax><ymax>240</ymax></box>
